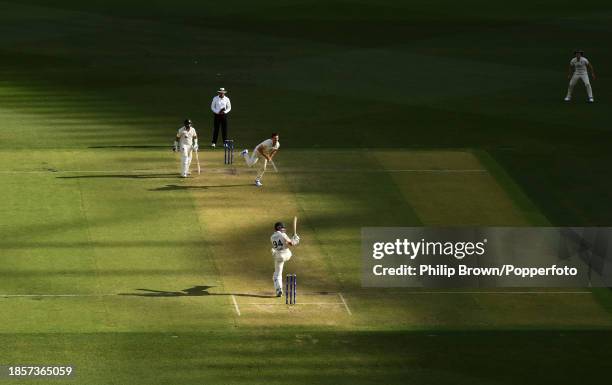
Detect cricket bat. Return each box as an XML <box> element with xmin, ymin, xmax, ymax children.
<box><xmin>195</xmin><ymin>150</ymin><xmax>201</xmax><ymax>175</ymax></box>
<box><xmin>293</xmin><ymin>216</ymin><xmax>298</xmax><ymax>236</ymax></box>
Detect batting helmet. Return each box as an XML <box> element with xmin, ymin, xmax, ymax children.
<box><xmin>184</xmin><ymin>119</ymin><xmax>192</xmax><ymax>126</ymax></box>
<box><xmin>574</xmin><ymin>49</ymin><xmax>584</xmax><ymax>55</ymax></box>
<box><xmin>274</xmin><ymin>222</ymin><xmax>286</xmax><ymax>231</ymax></box>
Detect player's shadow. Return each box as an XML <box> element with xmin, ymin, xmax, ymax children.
<box><xmin>119</xmin><ymin>286</ymin><xmax>274</xmax><ymax>298</ymax></box>
<box><xmin>149</xmin><ymin>184</ymin><xmax>251</xmax><ymax>191</ymax></box>
<box><xmin>88</xmin><ymin>145</ymin><xmax>168</xmax><ymax>149</ymax></box>
<box><xmin>57</xmin><ymin>173</ymin><xmax>177</xmax><ymax>179</ymax></box>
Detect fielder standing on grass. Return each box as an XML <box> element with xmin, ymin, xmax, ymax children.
<box><xmin>271</xmin><ymin>221</ymin><xmax>300</xmax><ymax>297</ymax></box>
<box><xmin>173</xmin><ymin>119</ymin><xmax>199</xmax><ymax>178</ymax></box>
<box><xmin>565</xmin><ymin>50</ymin><xmax>596</xmax><ymax>103</ymax></box>
<box><xmin>210</xmin><ymin>87</ymin><xmax>231</xmax><ymax>148</ymax></box>
<box><xmin>240</xmin><ymin>133</ymin><xmax>280</xmax><ymax>187</ymax></box>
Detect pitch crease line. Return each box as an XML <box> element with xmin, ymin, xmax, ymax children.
<box><xmin>231</xmin><ymin>295</ymin><xmax>241</xmax><ymax>316</ymax></box>
<box><xmin>338</xmin><ymin>293</ymin><xmax>353</xmax><ymax>315</ymax></box>
<box><xmin>244</xmin><ymin>302</ymin><xmax>345</xmax><ymax>305</ymax></box>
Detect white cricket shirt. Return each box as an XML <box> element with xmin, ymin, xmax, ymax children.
<box><xmin>256</xmin><ymin>139</ymin><xmax>280</xmax><ymax>156</ymax></box>
<box><xmin>570</xmin><ymin>57</ymin><xmax>590</xmax><ymax>75</ymax></box>
<box><xmin>271</xmin><ymin>231</ymin><xmax>291</xmax><ymax>252</ymax></box>
<box><xmin>177</xmin><ymin>126</ymin><xmax>197</xmax><ymax>147</ymax></box>
<box><xmin>211</xmin><ymin>95</ymin><xmax>232</xmax><ymax>114</ymax></box>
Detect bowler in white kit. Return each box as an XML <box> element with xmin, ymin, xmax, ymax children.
<box><xmin>565</xmin><ymin>50</ymin><xmax>596</xmax><ymax>103</ymax></box>
<box><xmin>173</xmin><ymin>119</ymin><xmax>199</xmax><ymax>178</ymax></box>
<box><xmin>270</xmin><ymin>221</ymin><xmax>300</xmax><ymax>297</ymax></box>
<box><xmin>240</xmin><ymin>133</ymin><xmax>280</xmax><ymax>187</ymax></box>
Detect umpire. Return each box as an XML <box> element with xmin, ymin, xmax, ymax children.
<box><xmin>210</xmin><ymin>87</ymin><xmax>232</xmax><ymax>148</ymax></box>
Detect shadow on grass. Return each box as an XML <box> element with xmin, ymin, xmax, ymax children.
<box><xmin>149</xmin><ymin>184</ymin><xmax>252</xmax><ymax>191</ymax></box>
<box><xmin>88</xmin><ymin>145</ymin><xmax>168</xmax><ymax>149</ymax></box>
<box><xmin>57</xmin><ymin>173</ymin><xmax>177</xmax><ymax>179</ymax></box>
<box><xmin>119</xmin><ymin>286</ymin><xmax>275</xmax><ymax>298</ymax></box>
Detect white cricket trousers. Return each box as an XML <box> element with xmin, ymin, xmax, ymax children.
<box><xmin>566</xmin><ymin>73</ymin><xmax>593</xmax><ymax>99</ymax></box>
<box><xmin>243</xmin><ymin>150</ymin><xmax>268</xmax><ymax>181</ymax></box>
<box><xmin>272</xmin><ymin>249</ymin><xmax>292</xmax><ymax>292</ymax></box>
<box><xmin>180</xmin><ymin>145</ymin><xmax>193</xmax><ymax>177</ymax></box>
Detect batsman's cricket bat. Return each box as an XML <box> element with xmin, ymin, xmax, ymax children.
<box><xmin>293</xmin><ymin>216</ymin><xmax>298</xmax><ymax>236</ymax></box>
<box><xmin>195</xmin><ymin>150</ymin><xmax>201</xmax><ymax>175</ymax></box>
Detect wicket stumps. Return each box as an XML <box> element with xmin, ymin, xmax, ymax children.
<box><xmin>285</xmin><ymin>274</ymin><xmax>296</xmax><ymax>305</ymax></box>
<box><xmin>224</xmin><ymin>140</ymin><xmax>234</xmax><ymax>164</ymax></box>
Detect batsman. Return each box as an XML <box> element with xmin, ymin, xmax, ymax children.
<box><xmin>173</xmin><ymin>119</ymin><xmax>199</xmax><ymax>178</ymax></box>
<box><xmin>271</xmin><ymin>217</ymin><xmax>300</xmax><ymax>297</ymax></box>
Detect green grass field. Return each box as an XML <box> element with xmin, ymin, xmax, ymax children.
<box><xmin>1</xmin><ymin>1</ymin><xmax>612</xmax><ymax>384</ymax></box>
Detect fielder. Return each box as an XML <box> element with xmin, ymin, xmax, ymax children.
<box><xmin>565</xmin><ymin>50</ymin><xmax>596</xmax><ymax>103</ymax></box>
<box><xmin>240</xmin><ymin>133</ymin><xmax>280</xmax><ymax>187</ymax></box>
<box><xmin>173</xmin><ymin>119</ymin><xmax>199</xmax><ymax>178</ymax></box>
<box><xmin>270</xmin><ymin>221</ymin><xmax>300</xmax><ymax>297</ymax></box>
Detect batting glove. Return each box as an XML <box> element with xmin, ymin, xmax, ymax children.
<box><xmin>292</xmin><ymin>235</ymin><xmax>300</xmax><ymax>245</ymax></box>
<box><xmin>193</xmin><ymin>144</ymin><xmax>199</xmax><ymax>152</ymax></box>
<box><xmin>173</xmin><ymin>141</ymin><xmax>179</xmax><ymax>152</ymax></box>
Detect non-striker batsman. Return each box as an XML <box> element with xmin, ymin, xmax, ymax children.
<box><xmin>173</xmin><ymin>119</ymin><xmax>199</xmax><ymax>178</ymax></box>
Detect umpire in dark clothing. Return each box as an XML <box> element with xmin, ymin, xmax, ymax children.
<box><xmin>210</xmin><ymin>87</ymin><xmax>232</xmax><ymax>148</ymax></box>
